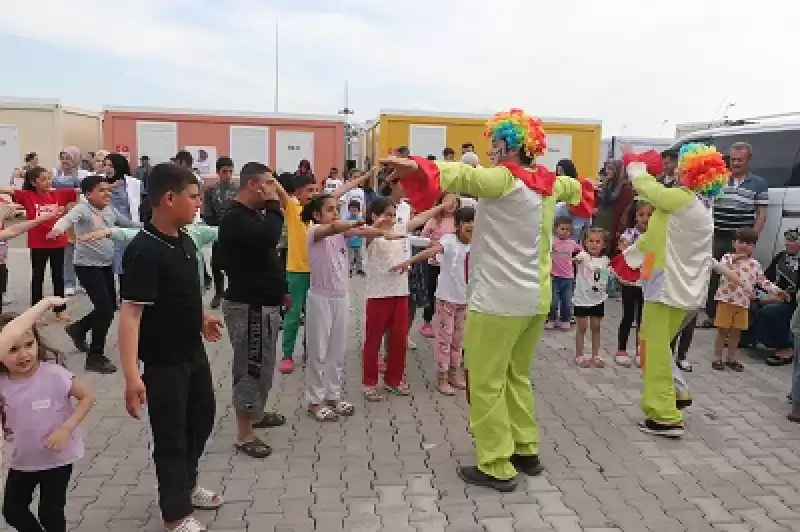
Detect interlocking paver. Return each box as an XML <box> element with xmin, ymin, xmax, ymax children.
<box><xmin>1</xmin><ymin>238</ymin><xmax>800</xmax><ymax>532</ymax></box>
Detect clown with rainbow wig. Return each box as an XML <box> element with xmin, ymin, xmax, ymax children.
<box><xmin>621</xmin><ymin>143</ymin><xmax>729</xmax><ymax>438</ymax></box>
<box><xmin>380</xmin><ymin>109</ymin><xmax>593</xmax><ymax>491</ymax></box>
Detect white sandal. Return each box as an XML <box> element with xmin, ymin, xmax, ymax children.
<box><xmin>168</xmin><ymin>516</ymin><xmax>206</xmax><ymax>531</ymax></box>
<box><xmin>328</xmin><ymin>400</ymin><xmax>355</xmax><ymax>416</ymax></box>
<box><xmin>191</xmin><ymin>487</ymin><xmax>223</xmax><ymax>510</ymax></box>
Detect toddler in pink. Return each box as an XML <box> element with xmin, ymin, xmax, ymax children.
<box><xmin>547</xmin><ymin>216</ymin><xmax>581</xmax><ymax>330</ymax></box>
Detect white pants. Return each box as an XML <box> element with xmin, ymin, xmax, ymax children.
<box><xmin>305</xmin><ymin>291</ymin><xmax>348</xmax><ymax>404</ymax></box>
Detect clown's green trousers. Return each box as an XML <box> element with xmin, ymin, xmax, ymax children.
<box><xmin>464</xmin><ymin>311</ymin><xmax>545</xmax><ymax>480</ymax></box>
<box><xmin>640</xmin><ymin>302</ymin><xmax>686</xmax><ymax>425</ymax></box>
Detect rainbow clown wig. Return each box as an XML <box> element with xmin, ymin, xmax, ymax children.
<box><xmin>484</xmin><ymin>109</ymin><xmax>547</xmax><ymax>158</ymax></box>
<box><xmin>678</xmin><ymin>143</ymin><xmax>730</xmax><ymax>199</ymax></box>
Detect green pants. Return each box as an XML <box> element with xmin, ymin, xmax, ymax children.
<box><xmin>464</xmin><ymin>311</ymin><xmax>545</xmax><ymax>480</ymax></box>
<box><xmin>282</xmin><ymin>272</ymin><xmax>310</xmax><ymax>359</ymax></box>
<box><xmin>640</xmin><ymin>302</ymin><xmax>685</xmax><ymax>424</ymax></box>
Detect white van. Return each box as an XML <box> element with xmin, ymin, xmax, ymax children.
<box><xmin>670</xmin><ymin>119</ymin><xmax>800</xmax><ymax>265</ymax></box>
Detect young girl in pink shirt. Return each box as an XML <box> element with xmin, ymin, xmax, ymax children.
<box><xmin>419</xmin><ymin>193</ymin><xmax>460</xmax><ymax>338</ymax></box>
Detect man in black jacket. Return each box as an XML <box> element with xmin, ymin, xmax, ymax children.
<box><xmin>218</xmin><ymin>162</ymin><xmax>289</xmax><ymax>459</ymax></box>
<box><xmin>203</xmin><ymin>157</ymin><xmax>238</xmax><ymax>308</ymax></box>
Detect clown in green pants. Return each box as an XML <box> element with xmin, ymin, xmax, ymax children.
<box><xmin>640</xmin><ymin>303</ymin><xmax>687</xmax><ymax>425</ymax></box>
<box><xmin>464</xmin><ymin>312</ymin><xmax>546</xmax><ymax>480</ymax></box>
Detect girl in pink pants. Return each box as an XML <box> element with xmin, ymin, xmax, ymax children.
<box><xmin>391</xmin><ymin>206</ymin><xmax>475</xmax><ymax>395</ymax></box>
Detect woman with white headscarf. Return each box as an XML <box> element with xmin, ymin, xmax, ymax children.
<box><xmin>52</xmin><ymin>146</ymin><xmax>89</xmax><ymax>295</ymax></box>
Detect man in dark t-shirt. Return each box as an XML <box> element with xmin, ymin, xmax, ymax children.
<box><xmin>202</xmin><ymin>156</ymin><xmax>238</xmax><ymax>308</ymax></box>
<box><xmin>118</xmin><ymin>163</ymin><xmax>225</xmax><ymax>531</ymax></box>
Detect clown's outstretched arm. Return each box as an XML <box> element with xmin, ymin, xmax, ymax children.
<box><xmin>627</xmin><ymin>162</ymin><xmax>691</xmax><ymax>213</ymax></box>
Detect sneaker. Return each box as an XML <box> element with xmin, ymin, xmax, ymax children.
<box><xmin>545</xmin><ymin>321</ymin><xmax>556</xmax><ymax>330</ymax></box>
<box><xmin>420</xmin><ymin>323</ymin><xmax>434</xmax><ymax>338</ymax></box>
<box><xmin>614</xmin><ymin>351</ymin><xmax>631</xmax><ymax>367</ymax></box>
<box><xmin>279</xmin><ymin>359</ymin><xmax>294</xmax><ymax>374</ymax></box>
<box><xmin>85</xmin><ymin>356</ymin><xmax>117</xmax><ymax>374</ymax></box>
<box><xmin>457</xmin><ymin>465</ymin><xmax>518</xmax><ymax>492</ymax></box>
<box><xmin>558</xmin><ymin>321</ymin><xmax>571</xmax><ymax>330</ymax></box>
<box><xmin>510</xmin><ymin>454</ymin><xmax>544</xmax><ymax>476</ymax></box>
<box><xmin>210</xmin><ymin>294</ymin><xmax>222</xmax><ymax>309</ymax></box>
<box><xmin>64</xmin><ymin>324</ymin><xmax>89</xmax><ymax>353</ymax></box>
<box><xmin>637</xmin><ymin>419</ymin><xmax>684</xmax><ymax>439</ymax></box>
<box><xmin>408</xmin><ymin>339</ymin><xmax>417</xmax><ymax>351</ymax></box>
<box><xmin>64</xmin><ymin>287</ymin><xmax>76</xmax><ymax>296</ymax></box>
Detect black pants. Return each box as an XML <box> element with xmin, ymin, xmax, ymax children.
<box><xmin>210</xmin><ymin>241</ymin><xmax>225</xmax><ymax>296</ymax></box>
<box><xmin>0</xmin><ymin>263</ymin><xmax>8</xmax><ymax>313</ymax></box>
<box><xmin>143</xmin><ymin>349</ymin><xmax>215</xmax><ymax>523</ymax></box>
<box><xmin>30</xmin><ymin>248</ymin><xmax>66</xmax><ymax>313</ymax></box>
<box><xmin>618</xmin><ymin>284</ymin><xmax>643</xmax><ymax>351</ymax></box>
<box><xmin>423</xmin><ymin>263</ymin><xmax>440</xmax><ymax>323</ymax></box>
<box><xmin>671</xmin><ymin>313</ymin><xmax>696</xmax><ymax>361</ymax></box>
<box><xmin>74</xmin><ymin>266</ymin><xmax>116</xmax><ymax>357</ymax></box>
<box><xmin>705</xmin><ymin>231</ymin><xmax>734</xmax><ymax>319</ymax></box>
<box><xmin>3</xmin><ymin>464</ymin><xmax>72</xmax><ymax>532</ymax></box>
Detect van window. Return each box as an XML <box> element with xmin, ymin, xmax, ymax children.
<box><xmin>709</xmin><ymin>130</ymin><xmax>800</xmax><ymax>188</ymax></box>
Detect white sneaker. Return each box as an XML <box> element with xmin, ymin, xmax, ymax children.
<box><xmin>64</xmin><ymin>287</ymin><xmax>76</xmax><ymax>296</ymax></box>
<box><xmin>408</xmin><ymin>339</ymin><xmax>417</xmax><ymax>350</ymax></box>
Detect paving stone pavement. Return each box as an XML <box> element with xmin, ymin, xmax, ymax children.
<box><xmin>2</xmin><ymin>243</ymin><xmax>800</xmax><ymax>531</ymax></box>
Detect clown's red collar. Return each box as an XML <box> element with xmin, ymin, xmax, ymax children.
<box><xmin>500</xmin><ymin>161</ymin><xmax>555</xmax><ymax>197</ymax></box>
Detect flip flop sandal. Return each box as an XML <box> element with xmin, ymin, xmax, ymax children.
<box><xmin>363</xmin><ymin>387</ymin><xmax>384</xmax><ymax>402</ymax></box>
<box><xmin>253</xmin><ymin>411</ymin><xmax>286</xmax><ymax>429</ymax></box>
<box><xmin>308</xmin><ymin>405</ymin><xmax>339</xmax><ymax>422</ymax></box>
<box><xmin>234</xmin><ymin>437</ymin><xmax>272</xmax><ymax>459</ymax></box>
<box><xmin>191</xmin><ymin>486</ymin><xmax>224</xmax><ymax>509</ymax></box>
<box><xmin>711</xmin><ymin>360</ymin><xmax>726</xmax><ymax>371</ymax></box>
<box><xmin>328</xmin><ymin>400</ymin><xmax>355</xmax><ymax>416</ymax></box>
<box><xmin>169</xmin><ymin>516</ymin><xmax>207</xmax><ymax>532</ymax></box>
<box><xmin>385</xmin><ymin>383</ymin><xmax>411</xmax><ymax>396</ymax></box>
<box><xmin>725</xmin><ymin>360</ymin><xmax>744</xmax><ymax>372</ymax></box>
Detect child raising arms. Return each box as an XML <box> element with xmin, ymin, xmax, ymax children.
<box><xmin>302</xmin><ymin>194</ymin><xmax>402</xmax><ymax>420</ymax></box>
<box><xmin>0</xmin><ymin>297</ymin><xmax>95</xmax><ymax>532</ymax></box>
<box><xmin>391</xmin><ymin>206</ymin><xmax>475</xmax><ymax>395</ymax></box>
<box><xmin>574</xmin><ymin>228</ymin><xmax>611</xmax><ymax>368</ymax></box>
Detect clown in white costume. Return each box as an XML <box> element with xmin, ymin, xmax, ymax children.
<box><xmin>381</xmin><ymin>109</ymin><xmax>594</xmax><ymax>491</ymax></box>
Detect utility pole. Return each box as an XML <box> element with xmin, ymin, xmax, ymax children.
<box><xmin>274</xmin><ymin>23</ymin><xmax>279</xmax><ymax>112</ymax></box>
<box><xmin>338</xmin><ymin>81</ymin><xmax>355</xmax><ymax>164</ymax></box>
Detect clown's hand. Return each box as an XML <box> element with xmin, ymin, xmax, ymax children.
<box><xmin>626</xmin><ymin>162</ymin><xmax>648</xmax><ymax>180</ymax></box>
<box><xmin>378</xmin><ymin>156</ymin><xmax>419</xmax><ymax>179</ymax></box>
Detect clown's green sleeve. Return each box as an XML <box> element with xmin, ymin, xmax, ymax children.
<box><xmin>624</xmin><ymin>170</ymin><xmax>714</xmax><ymax>311</ymax></box>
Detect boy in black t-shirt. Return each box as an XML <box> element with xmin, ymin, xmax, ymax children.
<box><xmin>118</xmin><ymin>163</ymin><xmax>225</xmax><ymax>532</ymax></box>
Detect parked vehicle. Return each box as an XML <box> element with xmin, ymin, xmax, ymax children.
<box><xmin>670</xmin><ymin>119</ymin><xmax>800</xmax><ymax>264</ymax></box>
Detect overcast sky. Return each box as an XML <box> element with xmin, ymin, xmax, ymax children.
<box><xmin>0</xmin><ymin>0</ymin><xmax>797</xmax><ymax>138</ymax></box>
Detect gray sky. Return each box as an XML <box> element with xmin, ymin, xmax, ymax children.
<box><xmin>0</xmin><ymin>0</ymin><xmax>797</xmax><ymax>137</ymax></box>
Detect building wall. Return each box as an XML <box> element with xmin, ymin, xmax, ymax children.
<box><xmin>60</xmin><ymin>108</ymin><xmax>103</xmax><ymax>157</ymax></box>
<box><xmin>376</xmin><ymin>113</ymin><xmax>602</xmax><ymax>178</ymax></box>
<box><xmin>0</xmin><ymin>106</ymin><xmax>58</xmax><ymax>169</ymax></box>
<box><xmin>103</xmin><ymin>109</ymin><xmax>345</xmax><ymax>181</ymax></box>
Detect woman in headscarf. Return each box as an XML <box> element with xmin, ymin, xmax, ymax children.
<box><xmin>91</xmin><ymin>150</ymin><xmax>110</xmax><ymax>175</ymax></box>
<box><xmin>103</xmin><ymin>153</ymin><xmax>142</xmax><ymax>287</ymax></box>
<box><xmin>52</xmin><ymin>146</ymin><xmax>89</xmax><ymax>295</ymax></box>
<box><xmin>595</xmin><ymin>160</ymin><xmax>634</xmax><ymax>252</ymax></box>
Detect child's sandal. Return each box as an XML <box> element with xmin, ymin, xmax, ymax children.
<box><xmin>575</xmin><ymin>355</ymin><xmax>592</xmax><ymax>368</ymax></box>
<box><xmin>725</xmin><ymin>360</ymin><xmax>744</xmax><ymax>372</ymax></box>
<box><xmin>436</xmin><ymin>377</ymin><xmax>455</xmax><ymax>396</ymax></box>
<box><xmin>328</xmin><ymin>400</ymin><xmax>355</xmax><ymax>416</ymax></box>
<box><xmin>308</xmin><ymin>405</ymin><xmax>339</xmax><ymax>422</ymax></box>
<box><xmin>448</xmin><ymin>372</ymin><xmax>467</xmax><ymax>390</ymax></box>
<box><xmin>363</xmin><ymin>387</ymin><xmax>384</xmax><ymax>402</ymax></box>
<box><xmin>711</xmin><ymin>360</ymin><xmax>726</xmax><ymax>371</ymax></box>
<box><xmin>591</xmin><ymin>355</ymin><xmax>605</xmax><ymax>368</ymax></box>
<box><xmin>385</xmin><ymin>382</ymin><xmax>411</xmax><ymax>396</ymax></box>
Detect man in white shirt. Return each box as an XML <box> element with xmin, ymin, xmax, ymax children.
<box><xmin>323</xmin><ymin>167</ymin><xmax>343</xmax><ymax>195</ymax></box>
<box><xmin>339</xmin><ymin>171</ymin><xmax>366</xmax><ymax>216</ymax></box>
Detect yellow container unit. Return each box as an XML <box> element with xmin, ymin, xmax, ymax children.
<box><xmin>371</xmin><ymin>109</ymin><xmax>602</xmax><ymax>178</ymax></box>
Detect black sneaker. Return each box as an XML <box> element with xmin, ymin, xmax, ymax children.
<box><xmin>64</xmin><ymin>324</ymin><xmax>89</xmax><ymax>353</ymax></box>
<box><xmin>637</xmin><ymin>419</ymin><xmax>684</xmax><ymax>439</ymax></box>
<box><xmin>676</xmin><ymin>398</ymin><xmax>692</xmax><ymax>410</ymax></box>
<box><xmin>85</xmin><ymin>356</ymin><xmax>117</xmax><ymax>374</ymax></box>
<box><xmin>457</xmin><ymin>466</ymin><xmax>518</xmax><ymax>492</ymax></box>
<box><xmin>510</xmin><ymin>454</ymin><xmax>544</xmax><ymax>476</ymax></box>
<box><xmin>210</xmin><ymin>294</ymin><xmax>222</xmax><ymax>309</ymax></box>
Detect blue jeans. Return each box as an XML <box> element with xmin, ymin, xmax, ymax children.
<box><xmin>63</xmin><ymin>243</ymin><xmax>76</xmax><ymax>289</ymax></box>
<box><xmin>748</xmin><ymin>301</ymin><xmax>795</xmax><ymax>350</ymax></box>
<box><xmin>549</xmin><ymin>276</ymin><xmax>574</xmax><ymax>322</ymax></box>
